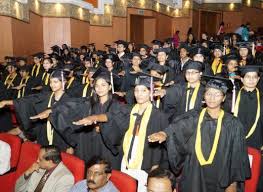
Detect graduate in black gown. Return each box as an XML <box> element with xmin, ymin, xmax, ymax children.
<box><xmin>30</xmin><ymin>52</ymin><xmax>45</xmax><ymax>93</ymax></box>
<box><xmin>148</xmin><ymin>78</ymin><xmax>251</xmax><ymax>192</ymax></box>
<box><xmin>232</xmin><ymin>66</ymin><xmax>263</xmax><ymax>191</ymax></box>
<box><xmin>162</xmin><ymin>60</ymin><xmax>205</xmax><ymax>122</ymax></box>
<box><xmin>0</xmin><ymin>70</ymin><xmax>74</xmax><ymax>153</ymax></box>
<box><xmin>74</xmin><ymin>72</ymin><xmax>169</xmax><ymax>191</ymax></box>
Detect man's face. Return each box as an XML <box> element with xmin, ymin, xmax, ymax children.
<box><xmin>86</xmin><ymin>164</ymin><xmax>111</xmax><ymax>190</ymax></box>
<box><xmin>147</xmin><ymin>177</ymin><xmax>173</xmax><ymax>192</ymax></box>
<box><xmin>37</xmin><ymin>149</ymin><xmax>51</xmax><ymax>170</ymax></box>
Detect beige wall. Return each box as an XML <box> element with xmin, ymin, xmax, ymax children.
<box><xmin>70</xmin><ymin>18</ymin><xmax>90</xmax><ymax>48</ymax></box>
<box><xmin>0</xmin><ymin>16</ymin><xmax>13</xmax><ymax>62</ymax></box>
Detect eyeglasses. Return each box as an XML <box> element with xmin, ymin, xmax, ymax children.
<box><xmin>185</xmin><ymin>71</ymin><xmax>200</xmax><ymax>75</ymax></box>
<box><xmin>205</xmin><ymin>92</ymin><xmax>224</xmax><ymax>98</ymax></box>
<box><xmin>87</xmin><ymin>170</ymin><xmax>106</xmax><ymax>177</ymax></box>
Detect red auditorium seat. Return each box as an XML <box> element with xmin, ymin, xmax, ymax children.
<box><xmin>245</xmin><ymin>147</ymin><xmax>262</xmax><ymax>192</ymax></box>
<box><xmin>110</xmin><ymin>170</ymin><xmax>137</xmax><ymax>192</ymax></box>
<box><xmin>61</xmin><ymin>152</ymin><xmax>85</xmax><ymax>183</ymax></box>
<box><xmin>0</xmin><ymin>134</ymin><xmax>22</xmax><ymax>192</ymax></box>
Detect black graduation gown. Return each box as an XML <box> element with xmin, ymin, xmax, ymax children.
<box><xmin>13</xmin><ymin>92</ymin><xmax>73</xmax><ymax>151</ymax></box>
<box><xmin>75</xmin><ymin>99</ymin><xmax>128</xmax><ymax>169</ymax></box>
<box><xmin>67</xmin><ymin>83</ymin><xmax>93</xmax><ymax>98</ymax></box>
<box><xmin>107</xmin><ymin>105</ymin><xmax>169</xmax><ymax>171</ymax></box>
<box><xmin>31</xmin><ymin>65</ymin><xmax>45</xmax><ymax>93</ymax></box>
<box><xmin>165</xmin><ymin>110</ymin><xmax>251</xmax><ymax>192</ymax></box>
<box><xmin>235</xmin><ymin>89</ymin><xmax>263</xmax><ymax>150</ymax></box>
<box><xmin>0</xmin><ymin>81</ymin><xmax>13</xmax><ymax>132</ymax></box>
<box><xmin>4</xmin><ymin>73</ymin><xmax>22</xmax><ymax>99</ymax></box>
<box><xmin>163</xmin><ymin>82</ymin><xmax>205</xmax><ymax>122</ymax></box>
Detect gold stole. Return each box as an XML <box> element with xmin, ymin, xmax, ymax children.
<box><xmin>4</xmin><ymin>73</ymin><xmax>17</xmax><ymax>89</ymax></box>
<box><xmin>211</xmin><ymin>59</ymin><xmax>222</xmax><ymax>75</ymax></box>
<box><xmin>226</xmin><ymin>48</ymin><xmax>230</xmax><ymax>55</ymax></box>
<box><xmin>122</xmin><ymin>103</ymin><xmax>153</xmax><ymax>169</ymax></box>
<box><xmin>66</xmin><ymin>77</ymin><xmax>75</xmax><ymax>89</ymax></box>
<box><xmin>42</xmin><ymin>72</ymin><xmax>50</xmax><ymax>86</ymax></box>
<box><xmin>156</xmin><ymin>73</ymin><xmax>167</xmax><ymax>108</ymax></box>
<box><xmin>195</xmin><ymin>108</ymin><xmax>224</xmax><ymax>166</ymax></box>
<box><xmin>185</xmin><ymin>82</ymin><xmax>200</xmax><ymax>112</ymax></box>
<box><xmin>234</xmin><ymin>87</ymin><xmax>260</xmax><ymax>139</ymax></box>
<box><xmin>82</xmin><ymin>82</ymin><xmax>90</xmax><ymax>97</ymax></box>
<box><xmin>82</xmin><ymin>69</ymin><xmax>88</xmax><ymax>84</ymax></box>
<box><xmin>47</xmin><ymin>92</ymin><xmax>55</xmax><ymax>145</ymax></box>
<box><xmin>31</xmin><ymin>64</ymin><xmax>41</xmax><ymax>77</ymax></box>
<box><xmin>17</xmin><ymin>76</ymin><xmax>30</xmax><ymax>98</ymax></box>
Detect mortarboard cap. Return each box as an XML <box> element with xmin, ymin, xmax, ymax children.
<box><xmin>238</xmin><ymin>65</ymin><xmax>263</xmax><ymax>76</ymax></box>
<box><xmin>148</xmin><ymin>63</ymin><xmax>167</xmax><ymax>75</ymax></box>
<box><xmin>131</xmin><ymin>52</ymin><xmax>141</xmax><ymax>58</ymax></box>
<box><xmin>183</xmin><ymin>60</ymin><xmax>203</xmax><ymax>72</ymax></box>
<box><xmin>16</xmin><ymin>57</ymin><xmax>27</xmax><ymax>62</ymax></box>
<box><xmin>151</xmin><ymin>40</ymin><xmax>163</xmax><ymax>46</ymax></box>
<box><xmin>32</xmin><ymin>52</ymin><xmax>44</xmax><ymax>59</ymax></box>
<box><xmin>80</xmin><ymin>45</ymin><xmax>88</xmax><ymax>50</ymax></box>
<box><xmin>237</xmin><ymin>41</ymin><xmax>252</xmax><ymax>49</ymax></box>
<box><xmin>178</xmin><ymin>43</ymin><xmax>190</xmax><ymax>52</ymax></box>
<box><xmin>114</xmin><ymin>40</ymin><xmax>128</xmax><ymax>48</ymax></box>
<box><xmin>202</xmin><ymin>75</ymin><xmax>233</xmax><ymax>94</ymax></box>
<box><xmin>190</xmin><ymin>46</ymin><xmax>210</xmax><ymax>57</ymax></box>
<box><xmin>222</xmin><ymin>54</ymin><xmax>239</xmax><ymax>64</ymax></box>
<box><xmin>156</xmin><ymin>47</ymin><xmax>171</xmax><ymax>54</ymax></box>
<box><xmin>104</xmin><ymin>44</ymin><xmax>111</xmax><ymax>48</ymax></box>
<box><xmin>6</xmin><ymin>61</ymin><xmax>17</xmax><ymax>68</ymax></box>
<box><xmin>104</xmin><ymin>53</ymin><xmax>119</xmax><ymax>62</ymax></box>
<box><xmin>19</xmin><ymin>65</ymin><xmax>31</xmax><ymax>72</ymax></box>
<box><xmin>138</xmin><ymin>44</ymin><xmax>149</xmax><ymax>50</ymax></box>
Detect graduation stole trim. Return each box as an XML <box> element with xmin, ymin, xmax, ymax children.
<box><xmin>42</xmin><ymin>72</ymin><xmax>50</xmax><ymax>86</ymax></box>
<box><xmin>211</xmin><ymin>59</ymin><xmax>222</xmax><ymax>75</ymax></box>
<box><xmin>185</xmin><ymin>82</ymin><xmax>200</xmax><ymax>112</ymax></box>
<box><xmin>66</xmin><ymin>77</ymin><xmax>75</xmax><ymax>89</ymax></box>
<box><xmin>122</xmin><ymin>103</ymin><xmax>153</xmax><ymax>169</ymax></box>
<box><xmin>17</xmin><ymin>76</ymin><xmax>30</xmax><ymax>98</ymax></box>
<box><xmin>156</xmin><ymin>73</ymin><xmax>167</xmax><ymax>108</ymax></box>
<box><xmin>82</xmin><ymin>69</ymin><xmax>88</xmax><ymax>84</ymax></box>
<box><xmin>195</xmin><ymin>108</ymin><xmax>224</xmax><ymax>166</ymax></box>
<box><xmin>82</xmin><ymin>82</ymin><xmax>90</xmax><ymax>97</ymax></box>
<box><xmin>234</xmin><ymin>87</ymin><xmax>260</xmax><ymax>139</ymax></box>
<box><xmin>47</xmin><ymin>92</ymin><xmax>55</xmax><ymax>145</ymax></box>
<box><xmin>31</xmin><ymin>64</ymin><xmax>41</xmax><ymax>77</ymax></box>
<box><xmin>4</xmin><ymin>73</ymin><xmax>17</xmax><ymax>89</ymax></box>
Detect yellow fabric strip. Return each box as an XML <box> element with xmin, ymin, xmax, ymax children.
<box><xmin>122</xmin><ymin>103</ymin><xmax>153</xmax><ymax>169</ymax></box>
<box><xmin>185</xmin><ymin>82</ymin><xmax>200</xmax><ymax>112</ymax></box>
<box><xmin>234</xmin><ymin>87</ymin><xmax>260</xmax><ymax>139</ymax></box>
<box><xmin>195</xmin><ymin>108</ymin><xmax>224</xmax><ymax>166</ymax></box>
<box><xmin>66</xmin><ymin>77</ymin><xmax>75</xmax><ymax>89</ymax></box>
<box><xmin>82</xmin><ymin>82</ymin><xmax>90</xmax><ymax>97</ymax></box>
<box><xmin>211</xmin><ymin>59</ymin><xmax>222</xmax><ymax>75</ymax></box>
<box><xmin>5</xmin><ymin>73</ymin><xmax>17</xmax><ymax>89</ymax></box>
<box><xmin>47</xmin><ymin>92</ymin><xmax>55</xmax><ymax>145</ymax></box>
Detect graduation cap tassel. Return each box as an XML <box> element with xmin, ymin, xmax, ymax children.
<box><xmin>150</xmin><ymin>76</ymin><xmax>153</xmax><ymax>102</ymax></box>
<box><xmin>231</xmin><ymin>83</ymin><xmax>236</xmax><ymax>113</ymax></box>
<box><xmin>61</xmin><ymin>70</ymin><xmax>65</xmax><ymax>91</ymax></box>
<box><xmin>110</xmin><ymin>72</ymin><xmax>115</xmax><ymax>94</ymax></box>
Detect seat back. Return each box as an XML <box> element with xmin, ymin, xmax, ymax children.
<box><xmin>110</xmin><ymin>170</ymin><xmax>137</xmax><ymax>192</ymax></box>
<box><xmin>0</xmin><ymin>133</ymin><xmax>21</xmax><ymax>168</ymax></box>
<box><xmin>245</xmin><ymin>147</ymin><xmax>262</xmax><ymax>192</ymax></box>
<box><xmin>61</xmin><ymin>152</ymin><xmax>85</xmax><ymax>183</ymax></box>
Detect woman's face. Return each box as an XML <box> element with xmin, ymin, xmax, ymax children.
<box><xmin>33</xmin><ymin>57</ymin><xmax>40</xmax><ymax>64</ymax></box>
<box><xmin>185</xmin><ymin>69</ymin><xmax>201</xmax><ymax>84</ymax></box>
<box><xmin>193</xmin><ymin>54</ymin><xmax>204</xmax><ymax>62</ymax></box>
<box><xmin>95</xmin><ymin>78</ymin><xmax>111</xmax><ymax>98</ymax></box>
<box><xmin>105</xmin><ymin>59</ymin><xmax>114</xmax><ymax>69</ymax></box>
<box><xmin>7</xmin><ymin>66</ymin><xmax>16</xmax><ymax>74</ymax></box>
<box><xmin>140</xmin><ymin>48</ymin><xmax>147</xmax><ymax>56</ymax></box>
<box><xmin>226</xmin><ymin>60</ymin><xmax>238</xmax><ymax>72</ymax></box>
<box><xmin>132</xmin><ymin>56</ymin><xmax>141</xmax><ymax>67</ymax></box>
<box><xmin>180</xmin><ymin>48</ymin><xmax>188</xmax><ymax>58</ymax></box>
<box><xmin>241</xmin><ymin>72</ymin><xmax>260</xmax><ymax>89</ymax></box>
<box><xmin>188</xmin><ymin>34</ymin><xmax>194</xmax><ymax>41</ymax></box>
<box><xmin>134</xmin><ymin>85</ymin><xmax>150</xmax><ymax>104</ymax></box>
<box><xmin>117</xmin><ymin>44</ymin><xmax>125</xmax><ymax>53</ymax></box>
<box><xmin>239</xmin><ymin>48</ymin><xmax>249</xmax><ymax>58</ymax></box>
<box><xmin>204</xmin><ymin>88</ymin><xmax>225</xmax><ymax>109</ymax></box>
<box><xmin>213</xmin><ymin>49</ymin><xmax>222</xmax><ymax>58</ymax></box>
<box><xmin>43</xmin><ymin>59</ymin><xmax>53</xmax><ymax>71</ymax></box>
<box><xmin>50</xmin><ymin>78</ymin><xmax>64</xmax><ymax>92</ymax></box>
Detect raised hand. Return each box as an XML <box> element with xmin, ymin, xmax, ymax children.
<box><xmin>30</xmin><ymin>109</ymin><xmax>52</xmax><ymax>120</ymax></box>
<box><xmin>148</xmin><ymin>131</ymin><xmax>167</xmax><ymax>143</ymax></box>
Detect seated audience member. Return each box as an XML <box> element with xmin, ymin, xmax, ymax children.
<box><xmin>70</xmin><ymin>156</ymin><xmax>119</xmax><ymax>192</ymax></box>
<box><xmin>15</xmin><ymin>145</ymin><xmax>74</xmax><ymax>192</ymax></box>
<box><xmin>147</xmin><ymin>168</ymin><xmax>176</xmax><ymax>192</ymax></box>
<box><xmin>0</xmin><ymin>139</ymin><xmax>11</xmax><ymax>175</ymax></box>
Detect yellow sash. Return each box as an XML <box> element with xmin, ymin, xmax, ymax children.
<box><xmin>17</xmin><ymin>76</ymin><xmax>30</xmax><ymax>98</ymax></box>
<box><xmin>234</xmin><ymin>87</ymin><xmax>260</xmax><ymax>139</ymax></box>
<box><xmin>156</xmin><ymin>73</ymin><xmax>167</xmax><ymax>108</ymax></box>
<box><xmin>211</xmin><ymin>59</ymin><xmax>222</xmax><ymax>75</ymax></box>
<box><xmin>185</xmin><ymin>82</ymin><xmax>200</xmax><ymax>112</ymax></box>
<box><xmin>82</xmin><ymin>69</ymin><xmax>88</xmax><ymax>84</ymax></box>
<box><xmin>4</xmin><ymin>73</ymin><xmax>17</xmax><ymax>89</ymax></box>
<box><xmin>122</xmin><ymin>103</ymin><xmax>153</xmax><ymax>169</ymax></box>
<box><xmin>47</xmin><ymin>92</ymin><xmax>55</xmax><ymax>145</ymax></box>
<box><xmin>82</xmin><ymin>82</ymin><xmax>90</xmax><ymax>97</ymax></box>
<box><xmin>195</xmin><ymin>108</ymin><xmax>224</xmax><ymax>166</ymax></box>
<box><xmin>31</xmin><ymin>64</ymin><xmax>41</xmax><ymax>77</ymax></box>
<box><xmin>66</xmin><ymin>77</ymin><xmax>75</xmax><ymax>89</ymax></box>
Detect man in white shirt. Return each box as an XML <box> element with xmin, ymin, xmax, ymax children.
<box><xmin>0</xmin><ymin>140</ymin><xmax>11</xmax><ymax>175</ymax></box>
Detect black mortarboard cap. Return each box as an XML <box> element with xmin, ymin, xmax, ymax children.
<box><xmin>156</xmin><ymin>47</ymin><xmax>171</xmax><ymax>54</ymax></box>
<box><xmin>6</xmin><ymin>61</ymin><xmax>17</xmax><ymax>68</ymax></box>
<box><xmin>222</xmin><ymin>54</ymin><xmax>239</xmax><ymax>64</ymax></box>
<box><xmin>237</xmin><ymin>41</ymin><xmax>252</xmax><ymax>49</ymax></box>
<box><xmin>19</xmin><ymin>65</ymin><xmax>31</xmax><ymax>72</ymax></box>
<box><xmin>238</xmin><ymin>65</ymin><xmax>263</xmax><ymax>76</ymax></box>
<box><xmin>178</xmin><ymin>43</ymin><xmax>190</xmax><ymax>52</ymax></box>
<box><xmin>16</xmin><ymin>57</ymin><xmax>27</xmax><ymax>62</ymax></box>
<box><xmin>103</xmin><ymin>53</ymin><xmax>119</xmax><ymax>62</ymax></box>
<box><xmin>151</xmin><ymin>40</ymin><xmax>163</xmax><ymax>46</ymax></box>
<box><xmin>202</xmin><ymin>75</ymin><xmax>233</xmax><ymax>93</ymax></box>
<box><xmin>183</xmin><ymin>60</ymin><xmax>203</xmax><ymax>72</ymax></box>
<box><xmin>114</xmin><ymin>40</ymin><xmax>128</xmax><ymax>47</ymax></box>
<box><xmin>32</xmin><ymin>52</ymin><xmax>44</xmax><ymax>59</ymax></box>
<box><xmin>104</xmin><ymin>44</ymin><xmax>111</xmax><ymax>47</ymax></box>
<box><xmin>80</xmin><ymin>45</ymin><xmax>88</xmax><ymax>50</ymax></box>
<box><xmin>190</xmin><ymin>46</ymin><xmax>210</xmax><ymax>57</ymax></box>
<box><xmin>148</xmin><ymin>63</ymin><xmax>167</xmax><ymax>75</ymax></box>
<box><xmin>138</xmin><ymin>44</ymin><xmax>149</xmax><ymax>50</ymax></box>
<box><xmin>131</xmin><ymin>52</ymin><xmax>141</xmax><ymax>58</ymax></box>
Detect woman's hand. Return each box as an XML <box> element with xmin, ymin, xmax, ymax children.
<box><xmin>148</xmin><ymin>131</ymin><xmax>167</xmax><ymax>143</ymax></box>
<box><xmin>30</xmin><ymin>109</ymin><xmax>52</xmax><ymax>120</ymax></box>
<box><xmin>73</xmin><ymin>116</ymin><xmax>96</xmax><ymax>126</ymax></box>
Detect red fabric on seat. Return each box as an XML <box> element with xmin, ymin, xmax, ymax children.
<box><xmin>110</xmin><ymin>170</ymin><xmax>137</xmax><ymax>192</ymax></box>
<box><xmin>61</xmin><ymin>152</ymin><xmax>85</xmax><ymax>183</ymax></box>
<box><xmin>245</xmin><ymin>147</ymin><xmax>261</xmax><ymax>192</ymax></box>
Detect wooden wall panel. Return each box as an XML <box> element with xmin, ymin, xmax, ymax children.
<box><xmin>156</xmin><ymin>13</ymin><xmax>173</xmax><ymax>41</ymax></box>
<box><xmin>0</xmin><ymin>16</ymin><xmax>13</xmax><ymax>62</ymax></box>
<box><xmin>241</xmin><ymin>7</ymin><xmax>263</xmax><ymax>31</ymax></box>
<box><xmin>223</xmin><ymin>11</ymin><xmax>243</xmax><ymax>33</ymax></box>
<box><xmin>144</xmin><ymin>18</ymin><xmax>156</xmax><ymax>45</ymax></box>
<box><xmin>70</xmin><ymin>18</ymin><xmax>90</xmax><ymax>48</ymax></box>
<box><xmin>172</xmin><ymin>17</ymin><xmax>192</xmax><ymax>42</ymax></box>
<box><xmin>43</xmin><ymin>17</ymin><xmax>71</xmax><ymax>53</ymax></box>
<box><xmin>12</xmin><ymin>12</ymin><xmax>43</xmax><ymax>57</ymax></box>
